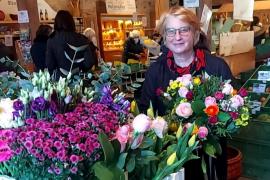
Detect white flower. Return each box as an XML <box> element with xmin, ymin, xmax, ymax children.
<box><xmin>132</xmin><ymin>114</ymin><xmax>151</xmax><ymax>133</ymax></box>
<box><xmin>178</xmin><ymin>86</ymin><xmax>189</xmax><ymax>98</ymax></box>
<box><xmin>152</xmin><ymin>116</ymin><xmax>168</xmax><ymax>138</ymax></box>
<box><xmin>0</xmin><ymin>98</ymin><xmax>15</xmax><ymax>129</ymax></box>
<box><xmin>222</xmin><ymin>83</ymin><xmax>233</xmax><ymax>95</ymax></box>
<box><xmin>230</xmin><ymin>95</ymin><xmax>244</xmax><ymax>109</ymax></box>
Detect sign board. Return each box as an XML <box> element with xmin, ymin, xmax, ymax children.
<box><xmin>106</xmin><ymin>0</ymin><xmax>136</xmax><ymax>14</ymax></box>
<box><xmin>18</xmin><ymin>10</ymin><xmax>29</xmax><ymax>23</ymax></box>
<box><xmin>184</xmin><ymin>0</ymin><xmax>199</xmax><ymax>8</ymax></box>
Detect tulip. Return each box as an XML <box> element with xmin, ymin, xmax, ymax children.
<box><xmin>176</xmin><ymin>124</ymin><xmax>183</xmax><ymax>139</ymax></box>
<box><xmin>188</xmin><ymin>134</ymin><xmax>196</xmax><ymax>147</ymax></box>
<box><xmin>147</xmin><ymin>102</ymin><xmax>154</xmax><ymax>119</ymax></box>
<box><xmin>167</xmin><ymin>152</ymin><xmax>177</xmax><ymax>165</ymax></box>
<box><xmin>130</xmin><ymin>100</ymin><xmax>137</xmax><ymax>113</ymax></box>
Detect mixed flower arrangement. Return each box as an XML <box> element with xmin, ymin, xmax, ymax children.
<box><xmin>157</xmin><ymin>74</ymin><xmax>250</xmax><ymax>156</ymax></box>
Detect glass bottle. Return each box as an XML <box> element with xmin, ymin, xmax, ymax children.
<box><xmin>45</xmin><ymin>9</ymin><xmax>48</xmax><ymax>20</ymax></box>
<box><xmin>40</xmin><ymin>9</ymin><xmax>44</xmax><ymax>21</ymax></box>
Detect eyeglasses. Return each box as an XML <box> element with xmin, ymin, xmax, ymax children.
<box><xmin>165</xmin><ymin>26</ymin><xmax>191</xmax><ymax>37</ymax></box>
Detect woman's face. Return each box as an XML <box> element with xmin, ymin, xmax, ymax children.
<box><xmin>164</xmin><ymin>15</ymin><xmax>196</xmax><ymax>56</ymax></box>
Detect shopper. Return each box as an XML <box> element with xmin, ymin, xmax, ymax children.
<box><xmin>46</xmin><ymin>10</ymin><xmax>95</xmax><ymax>79</ymax></box>
<box><xmin>30</xmin><ymin>24</ymin><xmax>52</xmax><ymax>71</ymax></box>
<box><xmin>138</xmin><ymin>6</ymin><xmax>233</xmax><ymax>180</ymax></box>
<box><xmin>83</xmin><ymin>27</ymin><xmax>99</xmax><ymax>68</ymax></box>
<box><xmin>122</xmin><ymin>30</ymin><xmax>144</xmax><ymax>64</ymax></box>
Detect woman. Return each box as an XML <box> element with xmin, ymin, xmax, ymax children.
<box><xmin>122</xmin><ymin>30</ymin><xmax>144</xmax><ymax>64</ymax></box>
<box><xmin>30</xmin><ymin>24</ymin><xmax>52</xmax><ymax>71</ymax></box>
<box><xmin>46</xmin><ymin>10</ymin><xmax>94</xmax><ymax>79</ymax></box>
<box><xmin>83</xmin><ymin>27</ymin><xmax>100</xmax><ymax>68</ymax></box>
<box><xmin>138</xmin><ymin>6</ymin><xmax>232</xmax><ymax>180</ymax></box>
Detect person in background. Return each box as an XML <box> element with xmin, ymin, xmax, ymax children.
<box><xmin>138</xmin><ymin>6</ymin><xmax>233</xmax><ymax>180</ymax></box>
<box><xmin>83</xmin><ymin>27</ymin><xmax>99</xmax><ymax>68</ymax></box>
<box><xmin>30</xmin><ymin>24</ymin><xmax>52</xmax><ymax>72</ymax></box>
<box><xmin>46</xmin><ymin>10</ymin><xmax>95</xmax><ymax>79</ymax></box>
<box><xmin>122</xmin><ymin>30</ymin><xmax>144</xmax><ymax>64</ymax></box>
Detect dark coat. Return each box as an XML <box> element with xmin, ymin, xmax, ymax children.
<box><xmin>46</xmin><ymin>31</ymin><xmax>95</xmax><ymax>78</ymax></box>
<box><xmin>138</xmin><ymin>49</ymin><xmax>233</xmax><ymax>180</ymax></box>
<box><xmin>30</xmin><ymin>35</ymin><xmax>48</xmax><ymax>71</ymax></box>
<box><xmin>122</xmin><ymin>37</ymin><xmax>144</xmax><ymax>63</ymax></box>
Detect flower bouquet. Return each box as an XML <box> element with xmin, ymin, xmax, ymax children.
<box><xmin>158</xmin><ymin>74</ymin><xmax>250</xmax><ymax>157</ymax></box>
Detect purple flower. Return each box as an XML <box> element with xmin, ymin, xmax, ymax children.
<box><xmin>238</xmin><ymin>88</ymin><xmax>248</xmax><ymax>97</ymax></box>
<box><xmin>49</xmin><ymin>101</ymin><xmax>57</xmax><ymax>116</ymax></box>
<box><xmin>13</xmin><ymin>99</ymin><xmax>24</xmax><ymax>111</ymax></box>
<box><xmin>54</xmin><ymin>167</ymin><xmax>62</xmax><ymax>175</ymax></box>
<box><xmin>24</xmin><ymin>140</ymin><xmax>33</xmax><ymax>150</ymax></box>
<box><xmin>31</xmin><ymin>96</ymin><xmax>47</xmax><ymax>112</ymax></box>
<box><xmin>214</xmin><ymin>91</ymin><xmax>224</xmax><ymax>100</ymax></box>
<box><xmin>13</xmin><ymin>111</ymin><xmax>20</xmax><ymax>118</ymax></box>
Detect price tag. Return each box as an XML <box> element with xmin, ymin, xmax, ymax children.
<box><xmin>252</xmin><ymin>83</ymin><xmax>266</xmax><ymax>93</ymax></box>
<box><xmin>184</xmin><ymin>0</ymin><xmax>199</xmax><ymax>8</ymax></box>
<box><xmin>18</xmin><ymin>10</ymin><xmax>29</xmax><ymax>23</ymax></box>
<box><xmin>258</xmin><ymin>71</ymin><xmax>270</xmax><ymax>81</ymax></box>
<box><xmin>250</xmin><ymin>101</ymin><xmax>261</xmax><ymax>114</ymax></box>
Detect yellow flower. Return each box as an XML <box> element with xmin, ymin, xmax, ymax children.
<box><xmin>241</xmin><ymin>113</ymin><xmax>249</xmax><ymax>121</ymax></box>
<box><xmin>242</xmin><ymin>107</ymin><xmax>249</xmax><ymax>113</ymax></box>
<box><xmin>170</xmin><ymin>81</ymin><xmax>179</xmax><ymax>90</ymax></box>
<box><xmin>130</xmin><ymin>100</ymin><xmax>137</xmax><ymax>113</ymax></box>
<box><xmin>178</xmin><ymin>82</ymin><xmax>184</xmax><ymax>88</ymax></box>
<box><xmin>188</xmin><ymin>134</ymin><xmax>196</xmax><ymax>147</ymax></box>
<box><xmin>176</xmin><ymin>124</ymin><xmax>183</xmax><ymax>139</ymax></box>
<box><xmin>147</xmin><ymin>107</ymin><xmax>154</xmax><ymax>119</ymax></box>
<box><xmin>167</xmin><ymin>152</ymin><xmax>177</xmax><ymax>165</ymax></box>
<box><xmin>193</xmin><ymin>77</ymin><xmax>201</xmax><ymax>85</ymax></box>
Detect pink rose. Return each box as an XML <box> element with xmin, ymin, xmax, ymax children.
<box><xmin>230</xmin><ymin>95</ymin><xmax>244</xmax><ymax>109</ymax></box>
<box><xmin>198</xmin><ymin>126</ymin><xmax>208</xmax><ymax>139</ymax></box>
<box><xmin>175</xmin><ymin>102</ymin><xmax>193</xmax><ymax>118</ymax></box>
<box><xmin>132</xmin><ymin>114</ymin><xmax>151</xmax><ymax>133</ymax></box>
<box><xmin>214</xmin><ymin>91</ymin><xmax>224</xmax><ymax>100</ymax></box>
<box><xmin>204</xmin><ymin>96</ymin><xmax>217</xmax><ymax>107</ymax></box>
<box><xmin>178</xmin><ymin>87</ymin><xmax>189</xmax><ymax>98</ymax></box>
<box><xmin>177</xmin><ymin>74</ymin><xmax>192</xmax><ymax>87</ymax></box>
<box><xmin>151</xmin><ymin>116</ymin><xmax>168</xmax><ymax>138</ymax></box>
<box><xmin>222</xmin><ymin>83</ymin><xmax>233</xmax><ymax>95</ymax></box>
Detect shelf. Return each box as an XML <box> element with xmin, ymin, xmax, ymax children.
<box><xmin>104</xmin><ymin>48</ymin><xmax>123</xmax><ymax>51</ymax></box>
<box><xmin>102</xmin><ymin>39</ymin><xmax>122</xmax><ymax>42</ymax></box>
<box><xmin>0</xmin><ymin>21</ymin><xmax>18</xmax><ymax>24</ymax></box>
<box><xmin>0</xmin><ymin>34</ymin><xmax>20</xmax><ymax>38</ymax></box>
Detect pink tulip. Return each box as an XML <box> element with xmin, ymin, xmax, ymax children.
<box><xmin>198</xmin><ymin>127</ymin><xmax>208</xmax><ymax>139</ymax></box>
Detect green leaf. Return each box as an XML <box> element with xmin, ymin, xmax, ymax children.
<box><xmin>98</xmin><ymin>132</ymin><xmax>115</xmax><ymax>164</ymax></box>
<box><xmin>203</xmin><ymin>142</ymin><xmax>216</xmax><ymax>157</ymax></box>
<box><xmin>117</xmin><ymin>153</ymin><xmax>128</xmax><ymax>169</ymax></box>
<box><xmin>126</xmin><ymin>156</ymin><xmax>135</xmax><ymax>172</ymax></box>
<box><xmin>92</xmin><ymin>162</ymin><xmax>114</xmax><ymax>180</ymax></box>
<box><xmin>139</xmin><ymin>137</ymin><xmax>154</xmax><ymax>149</ymax></box>
<box><xmin>191</xmin><ymin>100</ymin><xmax>205</xmax><ymax>114</ymax></box>
<box><xmin>141</xmin><ymin>150</ymin><xmax>156</xmax><ymax>157</ymax></box>
<box><xmin>201</xmin><ymin>156</ymin><xmax>207</xmax><ymax>174</ymax></box>
<box><xmin>218</xmin><ymin>112</ymin><xmax>231</xmax><ymax>122</ymax></box>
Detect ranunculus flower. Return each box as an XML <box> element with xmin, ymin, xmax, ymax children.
<box><xmin>208</xmin><ymin>116</ymin><xmax>218</xmax><ymax>124</ymax></box>
<box><xmin>198</xmin><ymin>126</ymin><xmax>208</xmax><ymax>139</ymax></box>
<box><xmin>230</xmin><ymin>95</ymin><xmax>244</xmax><ymax>109</ymax></box>
<box><xmin>222</xmin><ymin>83</ymin><xmax>233</xmax><ymax>95</ymax></box>
<box><xmin>178</xmin><ymin>86</ymin><xmax>189</xmax><ymax>98</ymax></box>
<box><xmin>175</xmin><ymin>102</ymin><xmax>193</xmax><ymax>118</ymax></box>
<box><xmin>132</xmin><ymin>114</ymin><xmax>151</xmax><ymax>133</ymax></box>
<box><xmin>214</xmin><ymin>91</ymin><xmax>224</xmax><ymax>100</ymax></box>
<box><xmin>238</xmin><ymin>88</ymin><xmax>248</xmax><ymax>97</ymax></box>
<box><xmin>204</xmin><ymin>96</ymin><xmax>217</xmax><ymax>107</ymax></box>
<box><xmin>151</xmin><ymin>116</ymin><xmax>168</xmax><ymax>138</ymax></box>
<box><xmin>204</xmin><ymin>105</ymin><xmax>219</xmax><ymax>116</ymax></box>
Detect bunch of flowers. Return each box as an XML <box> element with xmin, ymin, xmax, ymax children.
<box><xmin>0</xmin><ymin>101</ymin><xmax>121</xmax><ymax>179</ymax></box>
<box><xmin>158</xmin><ymin>74</ymin><xmax>250</xmax><ymax>155</ymax></box>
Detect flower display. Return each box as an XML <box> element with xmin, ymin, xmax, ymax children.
<box><xmin>159</xmin><ymin>74</ymin><xmax>250</xmax><ymax>156</ymax></box>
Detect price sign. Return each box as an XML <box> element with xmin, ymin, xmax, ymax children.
<box><xmin>258</xmin><ymin>71</ymin><xmax>270</xmax><ymax>81</ymax></box>
<box><xmin>252</xmin><ymin>83</ymin><xmax>266</xmax><ymax>93</ymax></box>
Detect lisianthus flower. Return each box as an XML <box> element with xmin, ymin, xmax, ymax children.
<box><xmin>198</xmin><ymin>126</ymin><xmax>208</xmax><ymax>139</ymax></box>
<box><xmin>175</xmin><ymin>102</ymin><xmax>193</xmax><ymax>118</ymax></box>
<box><xmin>204</xmin><ymin>105</ymin><xmax>219</xmax><ymax>116</ymax></box>
<box><xmin>222</xmin><ymin>83</ymin><xmax>233</xmax><ymax>95</ymax></box>
<box><xmin>132</xmin><ymin>114</ymin><xmax>151</xmax><ymax>133</ymax></box>
<box><xmin>152</xmin><ymin>116</ymin><xmax>168</xmax><ymax>138</ymax></box>
<box><xmin>204</xmin><ymin>96</ymin><xmax>217</xmax><ymax>107</ymax></box>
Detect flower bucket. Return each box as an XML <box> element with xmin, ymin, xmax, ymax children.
<box><xmin>227</xmin><ymin>146</ymin><xmax>242</xmax><ymax>180</ymax></box>
<box><xmin>163</xmin><ymin>168</ymin><xmax>185</xmax><ymax>180</ymax></box>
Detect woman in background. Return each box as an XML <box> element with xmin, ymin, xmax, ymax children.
<box><xmin>46</xmin><ymin>10</ymin><xmax>94</xmax><ymax>79</ymax></box>
<box><xmin>30</xmin><ymin>24</ymin><xmax>52</xmax><ymax>71</ymax></box>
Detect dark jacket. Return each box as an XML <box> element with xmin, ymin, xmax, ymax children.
<box><xmin>122</xmin><ymin>37</ymin><xmax>144</xmax><ymax>63</ymax></box>
<box><xmin>46</xmin><ymin>31</ymin><xmax>95</xmax><ymax>78</ymax></box>
<box><xmin>30</xmin><ymin>35</ymin><xmax>48</xmax><ymax>71</ymax></box>
<box><xmin>138</xmin><ymin>49</ymin><xmax>232</xmax><ymax>180</ymax></box>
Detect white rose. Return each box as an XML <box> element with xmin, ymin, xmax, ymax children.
<box><xmin>222</xmin><ymin>83</ymin><xmax>233</xmax><ymax>95</ymax></box>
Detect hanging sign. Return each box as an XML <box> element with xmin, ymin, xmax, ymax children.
<box><xmin>106</xmin><ymin>0</ymin><xmax>136</xmax><ymax>14</ymax></box>
<box><xmin>184</xmin><ymin>0</ymin><xmax>199</xmax><ymax>8</ymax></box>
<box><xmin>18</xmin><ymin>10</ymin><xmax>29</xmax><ymax>23</ymax></box>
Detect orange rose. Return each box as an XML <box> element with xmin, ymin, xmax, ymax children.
<box><xmin>204</xmin><ymin>105</ymin><xmax>219</xmax><ymax>116</ymax></box>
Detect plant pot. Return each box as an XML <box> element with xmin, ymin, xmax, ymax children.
<box><xmin>227</xmin><ymin>146</ymin><xmax>242</xmax><ymax>180</ymax></box>
<box><xmin>163</xmin><ymin>168</ymin><xmax>185</xmax><ymax>180</ymax></box>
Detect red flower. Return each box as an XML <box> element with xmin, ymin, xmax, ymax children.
<box><xmin>204</xmin><ymin>105</ymin><xmax>219</xmax><ymax>116</ymax></box>
<box><xmin>208</xmin><ymin>116</ymin><xmax>218</xmax><ymax>124</ymax></box>
<box><xmin>186</xmin><ymin>91</ymin><xmax>193</xmax><ymax>101</ymax></box>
